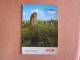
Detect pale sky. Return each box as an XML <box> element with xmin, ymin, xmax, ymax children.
<box><xmin>22</xmin><ymin>4</ymin><xmax>58</xmax><ymax>21</ymax></box>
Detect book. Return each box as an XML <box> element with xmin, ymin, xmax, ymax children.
<box><xmin>21</xmin><ymin>4</ymin><xmax>58</xmax><ymax>54</ymax></box>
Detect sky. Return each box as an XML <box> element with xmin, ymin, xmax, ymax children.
<box><xmin>22</xmin><ymin>4</ymin><xmax>58</xmax><ymax>21</ymax></box>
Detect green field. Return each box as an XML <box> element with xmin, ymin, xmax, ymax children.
<box><xmin>22</xmin><ymin>20</ymin><xmax>58</xmax><ymax>47</ymax></box>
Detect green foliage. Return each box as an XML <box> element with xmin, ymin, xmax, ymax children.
<box><xmin>22</xmin><ymin>20</ymin><xmax>58</xmax><ymax>47</ymax></box>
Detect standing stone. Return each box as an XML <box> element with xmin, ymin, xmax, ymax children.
<box><xmin>30</xmin><ymin>12</ymin><xmax>37</xmax><ymax>27</ymax></box>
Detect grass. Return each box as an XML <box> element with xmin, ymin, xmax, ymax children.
<box><xmin>22</xmin><ymin>20</ymin><xmax>58</xmax><ymax>47</ymax></box>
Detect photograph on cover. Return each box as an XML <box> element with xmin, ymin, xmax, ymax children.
<box><xmin>22</xmin><ymin>4</ymin><xmax>58</xmax><ymax>54</ymax></box>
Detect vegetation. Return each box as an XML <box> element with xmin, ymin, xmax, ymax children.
<box><xmin>22</xmin><ymin>20</ymin><xmax>58</xmax><ymax>47</ymax></box>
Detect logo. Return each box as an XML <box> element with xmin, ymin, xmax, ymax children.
<box><xmin>46</xmin><ymin>49</ymin><xmax>54</xmax><ymax>52</ymax></box>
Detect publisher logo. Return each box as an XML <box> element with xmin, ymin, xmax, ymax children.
<box><xmin>46</xmin><ymin>49</ymin><xmax>54</xmax><ymax>52</ymax></box>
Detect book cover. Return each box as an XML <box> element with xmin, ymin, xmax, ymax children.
<box><xmin>22</xmin><ymin>4</ymin><xmax>58</xmax><ymax>54</ymax></box>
